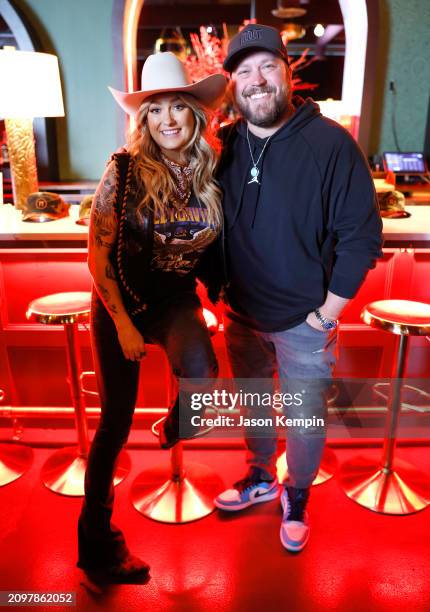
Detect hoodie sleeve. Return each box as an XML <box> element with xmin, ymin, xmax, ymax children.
<box><xmin>325</xmin><ymin>134</ymin><xmax>383</xmax><ymax>299</ymax></box>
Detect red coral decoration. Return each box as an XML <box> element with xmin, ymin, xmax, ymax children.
<box><xmin>185</xmin><ymin>23</ymin><xmax>317</xmax><ymax>88</ymax></box>
<box><xmin>185</xmin><ymin>27</ymin><xmax>227</xmax><ymax>81</ymax></box>
<box><xmin>288</xmin><ymin>47</ymin><xmax>319</xmax><ymax>92</ymax></box>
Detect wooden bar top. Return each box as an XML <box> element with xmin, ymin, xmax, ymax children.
<box><xmin>0</xmin><ymin>203</ymin><xmax>429</xmax><ymax>247</ymax></box>
<box><xmin>0</xmin><ymin>203</ymin><xmax>88</xmax><ymax>246</ymax></box>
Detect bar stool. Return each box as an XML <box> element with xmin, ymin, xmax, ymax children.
<box><xmin>276</xmin><ymin>384</ymin><xmax>339</xmax><ymax>485</ymax></box>
<box><xmin>338</xmin><ymin>299</ymin><xmax>430</xmax><ymax>514</ymax></box>
<box><xmin>0</xmin><ymin>389</ymin><xmax>34</xmax><ymax>487</ymax></box>
<box><xmin>131</xmin><ymin>308</ymin><xmax>224</xmax><ymax>523</ymax></box>
<box><xmin>26</xmin><ymin>292</ymin><xmax>130</xmax><ymax>496</ymax></box>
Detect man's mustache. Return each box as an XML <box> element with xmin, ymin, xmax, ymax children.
<box><xmin>242</xmin><ymin>86</ymin><xmax>275</xmax><ymax>98</ymax></box>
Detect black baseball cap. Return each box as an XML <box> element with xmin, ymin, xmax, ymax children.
<box><xmin>223</xmin><ymin>23</ymin><xmax>289</xmax><ymax>73</ymax></box>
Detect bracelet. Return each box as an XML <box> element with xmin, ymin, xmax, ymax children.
<box><xmin>314</xmin><ymin>308</ymin><xmax>338</xmax><ymax>330</ymax></box>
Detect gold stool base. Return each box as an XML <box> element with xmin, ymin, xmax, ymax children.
<box><xmin>338</xmin><ymin>455</ymin><xmax>430</xmax><ymax>515</ymax></box>
<box><xmin>41</xmin><ymin>446</ymin><xmax>131</xmax><ymax>497</ymax></box>
<box><xmin>131</xmin><ymin>462</ymin><xmax>224</xmax><ymax>523</ymax></box>
<box><xmin>0</xmin><ymin>444</ymin><xmax>34</xmax><ymax>487</ymax></box>
<box><xmin>276</xmin><ymin>446</ymin><xmax>337</xmax><ymax>486</ymax></box>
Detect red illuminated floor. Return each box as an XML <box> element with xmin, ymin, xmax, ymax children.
<box><xmin>1</xmin><ymin>443</ymin><xmax>430</xmax><ymax>611</ymax></box>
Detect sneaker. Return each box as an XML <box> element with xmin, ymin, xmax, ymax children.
<box><xmin>280</xmin><ymin>486</ymin><xmax>310</xmax><ymax>552</ymax></box>
<box><xmin>214</xmin><ymin>466</ymin><xmax>279</xmax><ymax>511</ymax></box>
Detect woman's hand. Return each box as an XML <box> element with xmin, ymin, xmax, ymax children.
<box><xmin>116</xmin><ymin>320</ymin><xmax>146</xmax><ymax>361</ymax></box>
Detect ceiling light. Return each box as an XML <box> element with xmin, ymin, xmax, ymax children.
<box><xmin>281</xmin><ymin>23</ymin><xmax>306</xmax><ymax>41</ymax></box>
<box><xmin>272</xmin><ymin>1</ymin><xmax>307</xmax><ymax>19</ymax></box>
<box><xmin>314</xmin><ymin>24</ymin><xmax>325</xmax><ymax>37</ymax></box>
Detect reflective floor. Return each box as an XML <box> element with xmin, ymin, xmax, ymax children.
<box><xmin>1</xmin><ymin>441</ymin><xmax>430</xmax><ymax>612</ymax></box>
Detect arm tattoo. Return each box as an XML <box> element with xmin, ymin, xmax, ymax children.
<box><xmin>91</xmin><ymin>164</ymin><xmax>121</xmax><ymax>319</ymax></box>
<box><xmin>97</xmin><ymin>283</ymin><xmax>119</xmax><ymax>315</ymax></box>
<box><xmin>93</xmin><ymin>210</ymin><xmax>115</xmax><ymax>249</ymax></box>
<box><xmin>97</xmin><ymin>283</ymin><xmax>110</xmax><ymax>303</ymax></box>
<box><xmin>91</xmin><ymin>163</ymin><xmax>117</xmax><ymax>249</ymax></box>
<box><xmin>95</xmin><ymin>164</ymin><xmax>116</xmax><ymax>215</ymax></box>
<box><xmin>105</xmin><ymin>262</ymin><xmax>116</xmax><ymax>280</ymax></box>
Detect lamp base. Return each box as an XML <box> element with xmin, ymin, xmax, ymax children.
<box><xmin>5</xmin><ymin>117</ymin><xmax>38</xmax><ymax>209</ymax></box>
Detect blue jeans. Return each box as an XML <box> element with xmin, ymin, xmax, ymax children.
<box><xmin>225</xmin><ymin>316</ymin><xmax>337</xmax><ymax>488</ymax></box>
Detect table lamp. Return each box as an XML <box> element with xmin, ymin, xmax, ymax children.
<box><xmin>0</xmin><ymin>48</ymin><xmax>64</xmax><ymax>209</ymax></box>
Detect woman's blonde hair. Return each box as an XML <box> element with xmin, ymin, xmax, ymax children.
<box><xmin>127</xmin><ymin>93</ymin><xmax>223</xmax><ymax>227</ymax></box>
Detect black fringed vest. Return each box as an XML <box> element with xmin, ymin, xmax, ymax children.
<box><xmin>109</xmin><ymin>151</ymin><xmax>223</xmax><ymax>319</ymax></box>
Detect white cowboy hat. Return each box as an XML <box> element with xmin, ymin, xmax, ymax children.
<box><xmin>109</xmin><ymin>52</ymin><xmax>227</xmax><ymax>116</ymax></box>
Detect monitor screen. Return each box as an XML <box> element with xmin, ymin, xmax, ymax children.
<box><xmin>383</xmin><ymin>152</ymin><xmax>427</xmax><ymax>174</ymax></box>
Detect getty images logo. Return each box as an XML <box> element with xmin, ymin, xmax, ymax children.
<box><xmin>240</xmin><ymin>28</ymin><xmax>263</xmax><ymax>46</ymax></box>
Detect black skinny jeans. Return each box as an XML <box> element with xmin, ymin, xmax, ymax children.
<box><xmin>77</xmin><ymin>290</ymin><xmax>218</xmax><ymax>569</ymax></box>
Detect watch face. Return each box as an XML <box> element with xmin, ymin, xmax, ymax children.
<box><xmin>323</xmin><ymin>320</ymin><xmax>337</xmax><ymax>330</ymax></box>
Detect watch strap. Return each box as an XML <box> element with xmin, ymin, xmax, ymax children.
<box><xmin>314</xmin><ymin>308</ymin><xmax>338</xmax><ymax>330</ymax></box>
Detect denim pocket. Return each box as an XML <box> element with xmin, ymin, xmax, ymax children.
<box><xmin>291</xmin><ymin>320</ymin><xmax>337</xmax><ymax>356</ymax></box>
<box><xmin>302</xmin><ymin>320</ymin><xmax>330</xmax><ymax>335</ymax></box>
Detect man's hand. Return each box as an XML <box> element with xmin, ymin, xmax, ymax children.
<box><xmin>117</xmin><ymin>321</ymin><xmax>146</xmax><ymax>361</ymax></box>
<box><xmin>306</xmin><ymin>291</ymin><xmax>350</xmax><ymax>331</ymax></box>
<box><xmin>306</xmin><ymin>311</ymin><xmax>327</xmax><ymax>331</ymax></box>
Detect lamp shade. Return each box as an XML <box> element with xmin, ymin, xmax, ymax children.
<box><xmin>0</xmin><ymin>50</ymin><xmax>64</xmax><ymax>118</ymax></box>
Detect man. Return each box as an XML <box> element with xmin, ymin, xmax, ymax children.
<box><xmin>214</xmin><ymin>24</ymin><xmax>383</xmax><ymax>552</ymax></box>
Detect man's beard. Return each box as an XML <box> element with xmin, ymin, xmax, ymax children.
<box><xmin>236</xmin><ymin>85</ymin><xmax>290</xmax><ymax>127</ymax></box>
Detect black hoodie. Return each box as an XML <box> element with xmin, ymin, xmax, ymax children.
<box><xmin>218</xmin><ymin>97</ymin><xmax>383</xmax><ymax>332</ymax></box>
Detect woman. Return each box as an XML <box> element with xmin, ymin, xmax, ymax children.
<box><xmin>77</xmin><ymin>52</ymin><xmax>227</xmax><ymax>580</ymax></box>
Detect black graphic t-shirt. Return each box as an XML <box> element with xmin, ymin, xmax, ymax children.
<box><xmin>152</xmin><ymin>203</ymin><xmax>217</xmax><ymax>275</ymax></box>
<box><xmin>144</xmin><ymin>196</ymin><xmax>219</xmax><ymax>302</ymax></box>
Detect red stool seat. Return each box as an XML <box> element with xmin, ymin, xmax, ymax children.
<box><xmin>362</xmin><ymin>299</ymin><xmax>430</xmax><ymax>335</ymax></box>
<box><xmin>26</xmin><ymin>291</ymin><xmax>92</xmax><ymax>325</ymax></box>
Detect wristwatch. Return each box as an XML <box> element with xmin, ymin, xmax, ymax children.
<box><xmin>314</xmin><ymin>308</ymin><xmax>338</xmax><ymax>331</ymax></box>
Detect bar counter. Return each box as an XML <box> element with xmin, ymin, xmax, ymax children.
<box><xmin>1</xmin><ymin>203</ymin><xmax>430</xmax><ymax>408</ymax></box>
<box><xmin>1</xmin><ymin>203</ymin><xmax>430</xmax><ymax>246</ymax></box>
<box><xmin>0</xmin><ymin>203</ymin><xmax>88</xmax><ymax>247</ymax></box>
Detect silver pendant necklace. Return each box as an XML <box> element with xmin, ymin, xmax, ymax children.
<box><xmin>246</xmin><ymin>124</ymin><xmax>272</xmax><ymax>185</ymax></box>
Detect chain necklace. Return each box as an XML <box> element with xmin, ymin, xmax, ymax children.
<box><xmin>246</xmin><ymin>124</ymin><xmax>272</xmax><ymax>185</ymax></box>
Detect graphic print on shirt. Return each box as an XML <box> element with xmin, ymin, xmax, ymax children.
<box><xmin>152</xmin><ymin>205</ymin><xmax>217</xmax><ymax>275</ymax></box>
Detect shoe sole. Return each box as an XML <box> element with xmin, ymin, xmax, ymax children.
<box><xmin>214</xmin><ymin>486</ymin><xmax>280</xmax><ymax>511</ymax></box>
<box><xmin>280</xmin><ymin>527</ymin><xmax>310</xmax><ymax>552</ymax></box>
